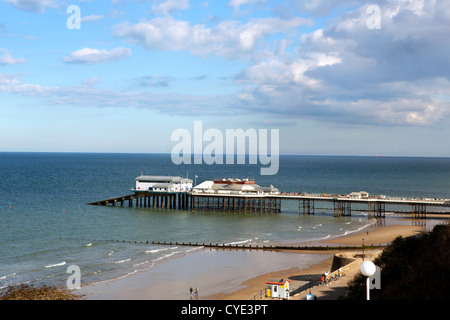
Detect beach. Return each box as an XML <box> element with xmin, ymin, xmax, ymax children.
<box><xmin>79</xmin><ymin>217</ymin><xmax>444</xmax><ymax>300</ymax></box>
<box><xmin>211</xmin><ymin>222</ymin><xmax>426</xmax><ymax>300</ymax></box>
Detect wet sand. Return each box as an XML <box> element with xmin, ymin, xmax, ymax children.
<box><xmin>79</xmin><ymin>248</ymin><xmax>332</xmax><ymax>300</ymax></box>
<box><xmin>322</xmin><ymin>224</ymin><xmax>424</xmax><ymax>246</ymax></box>
<box><xmin>80</xmin><ymin>217</ymin><xmax>444</xmax><ymax>300</ymax></box>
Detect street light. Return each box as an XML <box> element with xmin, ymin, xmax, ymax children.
<box><xmin>362</xmin><ymin>238</ymin><xmax>365</xmax><ymax>260</ymax></box>
<box><xmin>360</xmin><ymin>261</ymin><xmax>376</xmax><ymax>300</ymax></box>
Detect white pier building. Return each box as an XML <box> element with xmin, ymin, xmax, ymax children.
<box><xmin>134</xmin><ymin>175</ymin><xmax>193</xmax><ymax>193</ymax></box>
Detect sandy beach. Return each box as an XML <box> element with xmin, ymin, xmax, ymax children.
<box><xmin>79</xmin><ymin>216</ymin><xmax>446</xmax><ymax>300</ymax></box>
<box><xmin>212</xmin><ymin>222</ymin><xmax>427</xmax><ymax>300</ymax></box>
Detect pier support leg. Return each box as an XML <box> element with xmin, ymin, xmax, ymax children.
<box><xmin>299</xmin><ymin>199</ymin><xmax>314</xmax><ymax>215</ymax></box>
<box><xmin>412</xmin><ymin>204</ymin><xmax>426</xmax><ymax>219</ymax></box>
<box><xmin>334</xmin><ymin>200</ymin><xmax>351</xmax><ymax>217</ymax></box>
<box><xmin>368</xmin><ymin>202</ymin><xmax>385</xmax><ymax>218</ymax></box>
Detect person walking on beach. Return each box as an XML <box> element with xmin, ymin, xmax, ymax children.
<box><xmin>190</xmin><ymin>287</ymin><xmax>193</xmax><ymax>295</ymax></box>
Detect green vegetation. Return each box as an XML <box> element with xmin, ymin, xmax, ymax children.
<box><xmin>345</xmin><ymin>222</ymin><xmax>450</xmax><ymax>300</ymax></box>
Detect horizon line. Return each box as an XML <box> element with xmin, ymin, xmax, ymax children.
<box><xmin>1</xmin><ymin>150</ymin><xmax>449</xmax><ymax>159</ymax></box>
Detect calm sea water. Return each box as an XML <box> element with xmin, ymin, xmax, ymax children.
<box><xmin>1</xmin><ymin>153</ymin><xmax>449</xmax><ymax>290</ymax></box>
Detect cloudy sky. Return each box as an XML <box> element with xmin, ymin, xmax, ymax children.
<box><xmin>1</xmin><ymin>0</ymin><xmax>449</xmax><ymax>156</ymax></box>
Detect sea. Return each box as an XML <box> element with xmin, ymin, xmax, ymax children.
<box><xmin>1</xmin><ymin>153</ymin><xmax>449</xmax><ymax>292</ymax></box>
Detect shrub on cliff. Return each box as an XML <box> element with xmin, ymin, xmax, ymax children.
<box><xmin>344</xmin><ymin>222</ymin><xmax>450</xmax><ymax>300</ymax></box>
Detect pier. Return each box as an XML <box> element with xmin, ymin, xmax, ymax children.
<box><xmin>88</xmin><ymin>192</ymin><xmax>281</xmax><ymax>213</ymax></box>
<box><xmin>88</xmin><ymin>191</ymin><xmax>450</xmax><ymax>219</ymax></box>
<box><xmin>88</xmin><ymin>175</ymin><xmax>450</xmax><ymax>219</ymax></box>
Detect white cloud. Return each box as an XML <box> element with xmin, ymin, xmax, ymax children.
<box><xmin>151</xmin><ymin>0</ymin><xmax>189</xmax><ymax>15</ymax></box>
<box><xmin>230</xmin><ymin>0</ymin><xmax>450</xmax><ymax>126</ymax></box>
<box><xmin>0</xmin><ymin>73</ymin><xmax>242</xmax><ymax>120</ymax></box>
<box><xmin>228</xmin><ymin>0</ymin><xmax>266</xmax><ymax>12</ymax></box>
<box><xmin>82</xmin><ymin>76</ymin><xmax>101</xmax><ymax>87</ymax></box>
<box><xmin>113</xmin><ymin>16</ymin><xmax>311</xmax><ymax>59</ymax></box>
<box><xmin>63</xmin><ymin>47</ymin><xmax>132</xmax><ymax>64</ymax></box>
<box><xmin>81</xmin><ymin>15</ymin><xmax>104</xmax><ymax>23</ymax></box>
<box><xmin>0</xmin><ymin>73</ymin><xmax>52</xmax><ymax>97</ymax></box>
<box><xmin>0</xmin><ymin>73</ymin><xmax>232</xmax><ymax>115</ymax></box>
<box><xmin>283</xmin><ymin>0</ymin><xmax>364</xmax><ymax>17</ymax></box>
<box><xmin>0</xmin><ymin>48</ymin><xmax>26</xmax><ymax>65</ymax></box>
<box><xmin>135</xmin><ymin>75</ymin><xmax>171</xmax><ymax>88</ymax></box>
<box><xmin>4</xmin><ymin>0</ymin><xmax>55</xmax><ymax>12</ymax></box>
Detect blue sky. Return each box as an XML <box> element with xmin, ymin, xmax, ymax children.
<box><xmin>1</xmin><ymin>0</ymin><xmax>450</xmax><ymax>156</ymax></box>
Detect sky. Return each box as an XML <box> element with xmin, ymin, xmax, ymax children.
<box><xmin>0</xmin><ymin>0</ymin><xmax>450</xmax><ymax>157</ymax></box>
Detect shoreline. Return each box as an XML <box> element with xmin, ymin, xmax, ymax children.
<box><xmin>79</xmin><ymin>216</ymin><xmax>446</xmax><ymax>300</ymax></box>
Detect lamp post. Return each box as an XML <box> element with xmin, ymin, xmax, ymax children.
<box><xmin>362</xmin><ymin>238</ymin><xmax>365</xmax><ymax>260</ymax></box>
<box><xmin>360</xmin><ymin>260</ymin><xmax>376</xmax><ymax>300</ymax></box>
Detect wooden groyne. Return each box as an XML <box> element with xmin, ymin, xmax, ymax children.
<box><xmin>150</xmin><ymin>241</ymin><xmax>387</xmax><ymax>251</ymax></box>
<box><xmin>77</xmin><ymin>238</ymin><xmax>387</xmax><ymax>252</ymax></box>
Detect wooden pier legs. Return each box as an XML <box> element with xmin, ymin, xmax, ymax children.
<box><xmin>299</xmin><ymin>199</ymin><xmax>315</xmax><ymax>215</ymax></box>
<box><xmin>190</xmin><ymin>195</ymin><xmax>280</xmax><ymax>214</ymax></box>
<box><xmin>368</xmin><ymin>202</ymin><xmax>385</xmax><ymax>218</ymax></box>
<box><xmin>125</xmin><ymin>192</ymin><xmax>191</xmax><ymax>210</ymax></box>
<box><xmin>333</xmin><ymin>200</ymin><xmax>351</xmax><ymax>217</ymax></box>
<box><xmin>412</xmin><ymin>204</ymin><xmax>426</xmax><ymax>219</ymax></box>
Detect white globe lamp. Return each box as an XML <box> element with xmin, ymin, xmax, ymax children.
<box><xmin>360</xmin><ymin>261</ymin><xmax>376</xmax><ymax>277</ymax></box>
<box><xmin>360</xmin><ymin>261</ymin><xmax>376</xmax><ymax>300</ymax></box>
